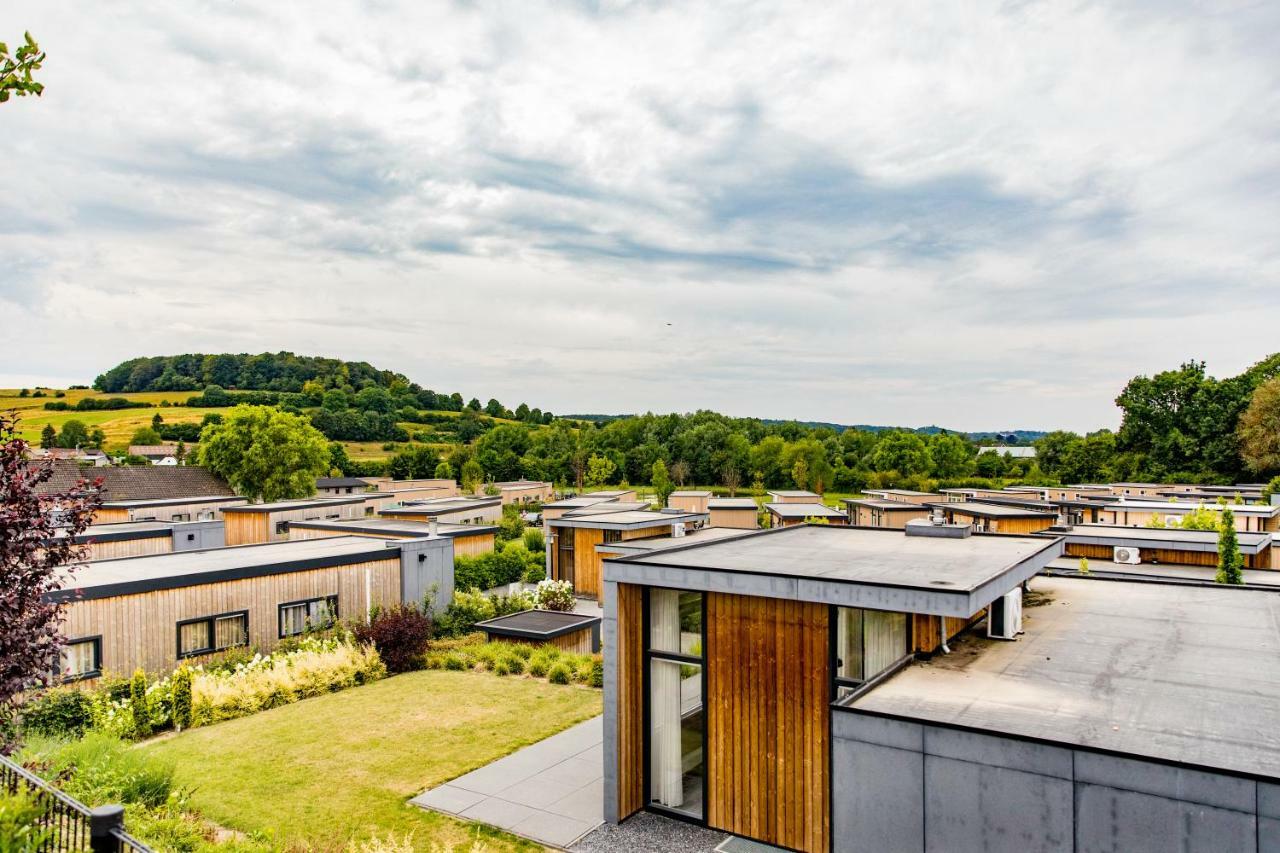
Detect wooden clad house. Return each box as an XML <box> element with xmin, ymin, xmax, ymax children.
<box><xmin>95</xmin><ymin>495</ymin><xmax>249</xmax><ymax>524</ymax></box>
<box><xmin>934</xmin><ymin>501</ymin><xmax>1058</xmax><ymax>535</ymax></box>
<box><xmin>221</xmin><ymin>496</ymin><xmax>371</xmax><ymax>546</ymax></box>
<box><xmin>667</xmin><ymin>490</ymin><xmax>712</xmax><ymax>514</ymax></box>
<box><xmin>766</xmin><ymin>489</ymin><xmax>822</xmax><ymax>505</ymax></box>
<box><xmin>707</xmin><ymin>498</ymin><xmax>759</xmax><ymax>530</ymax></box>
<box><xmin>1060</xmin><ymin>524</ymin><xmax>1274</xmax><ymax>571</ymax></box>
<box><xmin>842</xmin><ymin>498</ymin><xmax>931</xmax><ymax>528</ymax></box>
<box><xmin>50</xmin><ymin>535</ymin><xmax>454</xmax><ymax>681</ymax></box>
<box><xmin>1108</xmin><ymin>482</ymin><xmax>1198</xmax><ymax>498</ymax></box>
<box><xmin>377</xmin><ymin>496</ymin><xmax>503</xmax><ymax>526</ymax></box>
<box><xmin>492</xmin><ymin>480</ymin><xmax>555</xmax><ymax>505</ymax></box>
<box><xmin>286</xmin><ymin>517</ymin><xmax>498</xmax><ymax>557</ymax></box>
<box><xmin>547</xmin><ymin>508</ymin><xmax>708</xmax><ymax>600</ymax></box>
<box><xmin>1098</xmin><ymin>499</ymin><xmax>1280</xmax><ymax>533</ymax></box>
<box><xmin>765</xmin><ymin>502</ymin><xmax>847</xmax><ymax>528</ymax></box>
<box><xmin>599</xmin><ymin>525</ymin><xmax>1061</xmax><ymax>852</ymax></box>
<box><xmin>861</xmin><ymin>489</ymin><xmax>942</xmax><ymax>505</ymax></box>
<box><xmin>63</xmin><ymin>520</ymin><xmax>226</xmax><ymax>561</ymax></box>
<box><xmin>364</xmin><ymin>477</ymin><xmax>459</xmax><ymax>496</ymax></box>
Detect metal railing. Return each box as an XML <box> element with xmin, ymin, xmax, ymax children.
<box><xmin>0</xmin><ymin>753</ymin><xmax>152</xmax><ymax>852</ymax></box>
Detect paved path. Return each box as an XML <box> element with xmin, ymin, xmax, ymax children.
<box><xmin>411</xmin><ymin>715</ymin><xmax>604</xmax><ymax>849</ymax></box>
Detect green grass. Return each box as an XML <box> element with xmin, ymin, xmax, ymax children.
<box><xmin>142</xmin><ymin>669</ymin><xmax>601</xmax><ymax>851</ymax></box>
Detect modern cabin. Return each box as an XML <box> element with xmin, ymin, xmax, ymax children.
<box><xmin>861</xmin><ymin>489</ymin><xmax>941</xmax><ymax>505</ymax></box>
<box><xmin>364</xmin><ymin>477</ymin><xmax>460</xmax><ymax>496</ymax></box>
<box><xmin>707</xmin><ymin>498</ymin><xmax>759</xmax><ymax>530</ymax></box>
<box><xmin>50</xmin><ymin>535</ymin><xmax>454</xmax><ymax>681</ymax></box>
<box><xmin>547</xmin><ymin>508</ymin><xmax>707</xmax><ymax>600</ymax></box>
<box><xmin>61</xmin><ymin>520</ymin><xmax>225</xmax><ymax>561</ymax></box>
<box><xmin>1056</xmin><ymin>523</ymin><xmax>1274</xmax><ymax>571</ymax></box>
<box><xmin>492</xmin><ymin>480</ymin><xmax>555</xmax><ymax>505</ymax></box>
<box><xmin>221</xmin><ymin>496</ymin><xmax>370</xmax><ymax>546</ymax></box>
<box><xmin>378</xmin><ymin>496</ymin><xmax>503</xmax><ymax>526</ymax></box>
<box><xmin>1108</xmin><ymin>482</ymin><xmax>1198</xmax><ymax>498</ymax></box>
<box><xmin>95</xmin><ymin>495</ymin><xmax>249</xmax><ymax>524</ymax></box>
<box><xmin>286</xmin><ymin>517</ymin><xmax>498</xmax><ymax>557</ymax></box>
<box><xmin>765</xmin><ymin>502</ymin><xmax>847</xmax><ymax>528</ymax></box>
<box><xmin>931</xmin><ymin>501</ymin><xmax>1058</xmax><ymax>535</ymax></box>
<box><xmin>585</xmin><ymin>489</ymin><xmax>638</xmax><ymax>502</ymax></box>
<box><xmin>667</xmin><ymin>491</ymin><xmax>713</xmax><ymax>514</ymax></box>
<box><xmin>315</xmin><ymin>476</ymin><xmax>372</xmax><ymax>495</ymax></box>
<box><xmin>842</xmin><ymin>498</ymin><xmax>931</xmax><ymax>528</ymax></box>
<box><xmin>767</xmin><ymin>489</ymin><xmax>822</xmax><ymax>505</ymax></box>
<box><xmin>1098</xmin><ymin>499</ymin><xmax>1280</xmax><ymax>533</ymax></box>
<box><xmin>599</xmin><ymin>524</ymin><xmax>1063</xmax><ymax>852</ymax></box>
<box><xmin>541</xmin><ymin>494</ymin><xmax>623</xmax><ymax>522</ymax></box>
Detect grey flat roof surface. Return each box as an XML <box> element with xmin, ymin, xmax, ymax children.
<box><xmin>1109</xmin><ymin>499</ymin><xmax>1277</xmax><ymax>515</ymax></box>
<box><xmin>543</xmin><ymin>496</ymin><xmax>617</xmax><ymax>508</ymax></box>
<box><xmin>596</xmin><ymin>526</ymin><xmax>756</xmax><ymax>553</ymax></box>
<box><xmin>669</xmin><ymin>490</ymin><xmax>712</xmax><ymax>497</ymax></box>
<box><xmin>625</xmin><ymin>525</ymin><xmax>1054</xmax><ymax>592</ymax></box>
<box><xmin>585</xmin><ymin>490</ymin><xmax>633</xmax><ymax>497</ymax></box>
<box><xmin>766</xmin><ymin>502</ymin><xmax>845</xmax><ymax>518</ymax></box>
<box><xmin>843</xmin><ymin>498</ymin><xmax>929</xmax><ymax>511</ymax></box>
<box><xmin>564</xmin><ymin>502</ymin><xmax>652</xmax><ymax>517</ymax></box>
<box><xmin>101</xmin><ymin>495</ymin><xmax>246</xmax><ymax>508</ymax></box>
<box><xmin>223</xmin><ymin>496</ymin><xmax>365</xmax><ymax>512</ymax></box>
<box><xmin>1065</xmin><ymin>523</ymin><xmax>1271</xmax><ymax>551</ymax></box>
<box><xmin>708</xmin><ymin>498</ymin><xmax>757</xmax><ymax>509</ymax></box>
<box><xmin>551</xmin><ymin>510</ymin><xmax>704</xmax><ymax>529</ymax></box>
<box><xmin>475</xmin><ymin>609</ymin><xmax>600</xmax><ymax>637</ymax></box>
<box><xmin>390</xmin><ymin>497</ymin><xmax>500</xmax><ymax>513</ymax></box>
<box><xmin>767</xmin><ymin>490</ymin><xmax>820</xmax><ymax>498</ymax></box>
<box><xmin>852</xmin><ymin>575</ymin><xmax>1280</xmax><ymax>779</ymax></box>
<box><xmin>865</xmin><ymin>489</ymin><xmax>939</xmax><ymax>497</ymax></box>
<box><xmin>287</xmin><ymin>518</ymin><xmax>498</xmax><ymax>538</ymax></box>
<box><xmin>942</xmin><ymin>501</ymin><xmax>1055</xmax><ymax>518</ymax></box>
<box><xmin>84</xmin><ymin>520</ymin><xmax>174</xmax><ymax>535</ymax></box>
<box><xmin>62</xmin><ymin>535</ymin><xmax>393</xmax><ymax>594</ymax></box>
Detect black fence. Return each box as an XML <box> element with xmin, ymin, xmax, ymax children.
<box><xmin>0</xmin><ymin>753</ymin><xmax>150</xmax><ymax>852</ymax></box>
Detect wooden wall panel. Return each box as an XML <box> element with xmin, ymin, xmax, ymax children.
<box><xmin>574</xmin><ymin>528</ymin><xmax>605</xmax><ymax>599</ymax></box>
<box><xmin>60</xmin><ymin>557</ymin><xmax>401</xmax><ymax>678</ymax></box>
<box><xmin>706</xmin><ymin>593</ymin><xmax>829</xmax><ymax>853</ymax></box>
<box><xmin>709</xmin><ymin>508</ymin><xmax>759</xmax><ymax>530</ymax></box>
<box><xmin>93</xmin><ymin>508</ymin><xmax>130</xmax><ymax>524</ymax></box>
<box><xmin>87</xmin><ymin>536</ymin><xmax>171</xmax><ymax>561</ymax></box>
<box><xmin>1064</xmin><ymin>542</ymin><xmax>1272</xmax><ymax>570</ymax></box>
<box><xmin>223</xmin><ymin>512</ymin><xmax>269</xmax><ymax>546</ymax></box>
<box><xmin>616</xmin><ymin>583</ymin><xmax>644</xmax><ymax>821</ymax></box>
<box><xmin>913</xmin><ymin>610</ymin><xmax>986</xmax><ymax>654</ymax></box>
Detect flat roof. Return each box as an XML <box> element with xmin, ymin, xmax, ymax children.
<box><xmin>864</xmin><ymin>489</ymin><xmax>940</xmax><ymax>497</ymax></box>
<box><xmin>222</xmin><ymin>496</ymin><xmax>367</xmax><ymax>513</ymax></box>
<box><xmin>607</xmin><ymin>525</ymin><xmax>1062</xmax><ymax>617</ymax></box>
<box><xmin>1107</xmin><ymin>499</ymin><xmax>1279</xmax><ymax>516</ymax></box>
<box><xmin>669</xmin><ymin>490</ymin><xmax>713</xmax><ymax>497</ymax></box>
<box><xmin>767</xmin><ymin>490</ymin><xmax>820</xmax><ymax>498</ymax></box>
<box><xmin>585</xmin><ymin>490</ymin><xmax>634</xmax><ymax>497</ymax></box>
<box><xmin>1063</xmin><ymin>523</ymin><xmax>1271</xmax><ymax>554</ymax></box>
<box><xmin>315</xmin><ymin>477</ymin><xmax>370</xmax><ymax>488</ymax></box>
<box><xmin>66</xmin><ymin>520</ymin><xmax>175</xmax><ymax>543</ymax></box>
<box><xmin>48</xmin><ymin>536</ymin><xmax>397</xmax><ymax>602</ymax></box>
<box><xmin>766</xmin><ymin>502</ymin><xmax>846</xmax><ymax>518</ymax></box>
<box><xmin>549</xmin><ymin>509</ymin><xmax>707</xmax><ymax>530</ymax></box>
<box><xmin>101</xmin><ymin>495</ymin><xmax>247</xmax><ymax>508</ymax></box>
<box><xmin>940</xmin><ymin>501</ymin><xmax>1056</xmax><ymax>519</ymax></box>
<box><xmin>595</xmin><ymin>526</ymin><xmax>756</xmax><ymax>554</ymax></box>
<box><xmin>474</xmin><ymin>609</ymin><xmax>600</xmax><ymax>640</ymax></box>
<box><xmin>842</xmin><ymin>498</ymin><xmax>931</xmax><ymax>512</ymax></box>
<box><xmin>850</xmin><ymin>575</ymin><xmax>1280</xmax><ymax>780</ymax></box>
<box><xmin>286</xmin><ymin>518</ymin><xmax>499</xmax><ymax>539</ymax></box>
<box><xmin>542</xmin><ymin>496</ymin><xmax>617</xmax><ymax>509</ymax></box>
<box><xmin>564</xmin><ymin>501</ymin><xmax>652</xmax><ymax>517</ymax></box>
<box><xmin>386</xmin><ymin>497</ymin><xmax>501</xmax><ymax>514</ymax></box>
<box><xmin>708</xmin><ymin>498</ymin><xmax>757</xmax><ymax>509</ymax></box>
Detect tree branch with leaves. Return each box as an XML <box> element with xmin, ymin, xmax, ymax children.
<box><xmin>1</xmin><ymin>32</ymin><xmax>45</xmax><ymax>103</ymax></box>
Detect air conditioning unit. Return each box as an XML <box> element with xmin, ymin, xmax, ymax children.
<box><xmin>1113</xmin><ymin>546</ymin><xmax>1141</xmax><ymax>565</ymax></box>
<box><xmin>988</xmin><ymin>590</ymin><xmax>1023</xmax><ymax>640</ymax></box>
<box><xmin>671</xmin><ymin>523</ymin><xmax>686</xmax><ymax>538</ymax></box>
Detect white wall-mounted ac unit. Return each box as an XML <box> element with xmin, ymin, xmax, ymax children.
<box><xmin>988</xmin><ymin>590</ymin><xmax>1023</xmax><ymax>640</ymax></box>
<box><xmin>671</xmin><ymin>523</ymin><xmax>685</xmax><ymax>538</ymax></box>
<box><xmin>1113</xmin><ymin>546</ymin><xmax>1141</xmax><ymax>565</ymax></box>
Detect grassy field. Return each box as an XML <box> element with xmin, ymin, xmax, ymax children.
<box><xmin>0</xmin><ymin>388</ymin><xmax>224</xmax><ymax>450</ymax></box>
<box><xmin>143</xmin><ymin>669</ymin><xmax>602</xmax><ymax>851</ymax></box>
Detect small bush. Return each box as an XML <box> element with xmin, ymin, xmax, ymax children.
<box><xmin>504</xmin><ymin>655</ymin><xmax>525</xmax><ymax>675</ymax></box>
<box><xmin>443</xmin><ymin>653</ymin><xmax>468</xmax><ymax>671</ymax></box>
<box><xmin>171</xmin><ymin>666</ymin><xmax>193</xmax><ymax>730</ymax></box>
<box><xmin>25</xmin><ymin>732</ymin><xmax>175</xmax><ymax>809</ymax></box>
<box><xmin>522</xmin><ymin>528</ymin><xmax>545</xmax><ymax>553</ymax></box>
<box><xmin>353</xmin><ymin>604</ymin><xmax>433</xmax><ymax>673</ymax></box>
<box><xmin>588</xmin><ymin>659</ymin><xmax>604</xmax><ymax>688</ymax></box>
<box><xmin>528</xmin><ymin>657</ymin><xmax>549</xmax><ymax>678</ymax></box>
<box><xmin>509</xmin><ymin>644</ymin><xmax>534</xmax><ymax>660</ymax></box>
<box><xmin>435</xmin><ymin>589</ymin><xmax>496</xmax><ymax>637</ymax></box>
<box><xmin>493</xmin><ymin>660</ymin><xmax>511</xmax><ymax>676</ymax></box>
<box><xmin>130</xmin><ymin>670</ymin><xmax>151</xmax><ymax>738</ymax></box>
<box><xmin>547</xmin><ymin>663</ymin><xmax>572</xmax><ymax>685</ymax></box>
<box><xmin>20</xmin><ymin>687</ymin><xmax>95</xmax><ymax>739</ymax></box>
<box><xmin>0</xmin><ymin>789</ymin><xmax>51</xmax><ymax>851</ymax></box>
<box><xmin>490</xmin><ymin>590</ymin><xmax>536</xmax><ymax>617</ymax></box>
<box><xmin>535</xmin><ymin>579</ymin><xmax>576</xmax><ymax>612</ymax></box>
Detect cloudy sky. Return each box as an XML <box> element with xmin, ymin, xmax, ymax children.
<box><xmin>3</xmin><ymin>1</ymin><xmax>1278</xmax><ymax>432</ymax></box>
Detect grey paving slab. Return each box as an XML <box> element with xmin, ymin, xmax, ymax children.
<box><xmin>413</xmin><ymin>715</ymin><xmax>604</xmax><ymax>849</ymax></box>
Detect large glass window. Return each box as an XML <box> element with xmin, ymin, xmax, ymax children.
<box><xmin>646</xmin><ymin>589</ymin><xmax>705</xmax><ymax>819</ymax></box>
<box><xmin>557</xmin><ymin>528</ymin><xmax>575</xmax><ymax>583</ymax></box>
<box><xmin>278</xmin><ymin>596</ymin><xmax>338</xmax><ymax>638</ymax></box>
<box><xmin>178</xmin><ymin>611</ymin><xmax>248</xmax><ymax>658</ymax></box>
<box><xmin>61</xmin><ymin>638</ymin><xmax>101</xmax><ymax>681</ymax></box>
<box><xmin>834</xmin><ymin>607</ymin><xmax>908</xmax><ymax>699</ymax></box>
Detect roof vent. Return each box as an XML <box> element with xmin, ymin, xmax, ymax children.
<box><xmin>905</xmin><ymin>518</ymin><xmax>971</xmax><ymax>539</ymax></box>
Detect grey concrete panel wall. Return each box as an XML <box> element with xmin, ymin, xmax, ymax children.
<box><xmin>397</xmin><ymin>537</ymin><xmax>454</xmax><ymax>612</ymax></box>
<box><xmin>833</xmin><ymin>710</ymin><xmax>1271</xmax><ymax>853</ymax></box>
<box><xmin>172</xmin><ymin>520</ymin><xmax>224</xmax><ymax>551</ymax></box>
<box><xmin>602</xmin><ymin>580</ymin><xmax>619</xmax><ymax>824</ymax></box>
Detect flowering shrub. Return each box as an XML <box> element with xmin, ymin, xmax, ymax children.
<box><xmin>535</xmin><ymin>579</ymin><xmax>575</xmax><ymax>612</ymax></box>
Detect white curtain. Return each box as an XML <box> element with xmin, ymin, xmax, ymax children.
<box><xmin>179</xmin><ymin>621</ymin><xmax>210</xmax><ymax>655</ymax></box>
<box><xmin>649</xmin><ymin>590</ymin><xmax>683</xmax><ymax>808</ymax></box>
<box><xmin>864</xmin><ymin>610</ymin><xmax>907</xmax><ymax>678</ymax></box>
<box><xmin>836</xmin><ymin>608</ymin><xmax>864</xmax><ymax>681</ymax></box>
<box><xmin>215</xmin><ymin>615</ymin><xmax>247</xmax><ymax>649</ymax></box>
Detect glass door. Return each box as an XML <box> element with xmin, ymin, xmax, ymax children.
<box><xmin>645</xmin><ymin>588</ymin><xmax>705</xmax><ymax>820</ymax></box>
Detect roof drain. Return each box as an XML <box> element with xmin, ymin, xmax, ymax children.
<box><xmin>939</xmin><ymin>614</ymin><xmax>951</xmax><ymax>654</ymax></box>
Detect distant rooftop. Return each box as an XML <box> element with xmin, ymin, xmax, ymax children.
<box><xmin>1063</xmin><ymin>523</ymin><xmax>1271</xmax><ymax>553</ymax></box>
<box><xmin>708</xmin><ymin>498</ymin><xmax>757</xmax><ymax>509</ymax></box>
<box><xmin>563</xmin><ymin>501</ymin><xmax>652</xmax><ymax>517</ymax></box>
<box><xmin>1110</xmin><ymin>499</ymin><xmax>1278</xmax><ymax>516</ymax></box>
<box><xmin>34</xmin><ymin>461</ymin><xmax>237</xmax><ymax>501</ymax></box>
<box><xmin>595</xmin><ymin>526</ymin><xmax>756</xmax><ymax>555</ymax></box>
<box><xmin>222</xmin><ymin>496</ymin><xmax>366</xmax><ymax>513</ymax></box>
<box><xmin>940</xmin><ymin>501</ymin><xmax>1056</xmax><ymax>518</ymax></box>
<box><xmin>765</xmin><ymin>502</ymin><xmax>846</xmax><ymax>519</ymax></box>
<box><xmin>669</xmin><ymin>490</ymin><xmax>713</xmax><ymax>497</ymax></box>
<box><xmin>549</xmin><ymin>508</ymin><xmax>706</xmax><ymax>530</ymax></box>
<box><xmin>851</xmin><ymin>575</ymin><xmax>1280</xmax><ymax>780</ymax></box>
<box><xmin>316</xmin><ymin>477</ymin><xmax>371</xmax><ymax>489</ymax></box>
<box><xmin>842</xmin><ymin>498</ymin><xmax>930</xmax><ymax>511</ymax></box>
<box><xmin>387</xmin><ymin>496</ymin><xmax>501</xmax><ymax>514</ymax></box>
<box><xmin>767</xmin><ymin>490</ymin><xmax>821</xmax><ymax>498</ymax></box>
<box><xmin>543</xmin><ymin>495</ymin><xmax>618</xmax><ymax>509</ymax></box>
<box><xmin>287</xmin><ymin>518</ymin><xmax>498</xmax><ymax>539</ymax></box>
<box><xmin>977</xmin><ymin>446</ymin><xmax>1036</xmax><ymax>458</ymax></box>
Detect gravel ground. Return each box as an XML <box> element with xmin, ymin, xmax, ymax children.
<box><xmin>572</xmin><ymin>811</ymin><xmax>729</xmax><ymax>853</ymax></box>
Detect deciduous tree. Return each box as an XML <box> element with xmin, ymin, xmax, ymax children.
<box><xmin>651</xmin><ymin>459</ymin><xmax>673</xmax><ymax>507</ymax></box>
<box><xmin>1238</xmin><ymin>376</ymin><xmax>1280</xmax><ymax>476</ymax></box>
<box><xmin>198</xmin><ymin>405</ymin><xmax>329</xmax><ymax>502</ymax></box>
<box><xmin>0</xmin><ymin>32</ymin><xmax>44</xmax><ymax>103</ymax></box>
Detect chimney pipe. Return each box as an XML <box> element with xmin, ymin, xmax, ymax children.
<box><xmin>429</xmin><ymin>518</ymin><xmax>438</xmax><ymax>538</ymax></box>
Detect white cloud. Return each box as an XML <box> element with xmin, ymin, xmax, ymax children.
<box><xmin>2</xmin><ymin>0</ymin><xmax>1278</xmax><ymax>431</ymax></box>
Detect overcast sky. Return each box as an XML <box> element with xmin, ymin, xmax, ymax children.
<box><xmin>3</xmin><ymin>2</ymin><xmax>1278</xmax><ymax>432</ymax></box>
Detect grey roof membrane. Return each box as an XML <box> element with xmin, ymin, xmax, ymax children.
<box><xmin>852</xmin><ymin>575</ymin><xmax>1280</xmax><ymax>779</ymax></box>
<box><xmin>287</xmin><ymin>518</ymin><xmax>497</xmax><ymax>538</ymax></box>
<box><xmin>1064</xmin><ymin>523</ymin><xmax>1271</xmax><ymax>553</ymax></box>
<box><xmin>942</xmin><ymin>501</ymin><xmax>1056</xmax><ymax>518</ymax></box>
<box><xmin>766</xmin><ymin>502</ymin><xmax>846</xmax><ymax>518</ymax></box>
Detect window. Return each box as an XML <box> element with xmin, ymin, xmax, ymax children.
<box><xmin>556</xmin><ymin>529</ymin><xmax>575</xmax><ymax>584</ymax></box>
<box><xmin>279</xmin><ymin>596</ymin><xmax>338</xmax><ymax>638</ymax></box>
<box><xmin>177</xmin><ymin>611</ymin><xmax>248</xmax><ymax>658</ymax></box>
<box><xmin>198</xmin><ymin>510</ymin><xmax>215</xmax><ymax>521</ymax></box>
<box><xmin>275</xmin><ymin>521</ymin><xmax>288</xmax><ymax>534</ymax></box>
<box><xmin>603</xmin><ymin>529</ymin><xmax>623</xmax><ymax>544</ymax></box>
<box><xmin>171</xmin><ymin>512</ymin><xmax>190</xmax><ymax>522</ymax></box>
<box><xmin>833</xmin><ymin>607</ymin><xmax>908</xmax><ymax>701</ymax></box>
<box><xmin>645</xmin><ymin>589</ymin><xmax>705</xmax><ymax>820</ymax></box>
<box><xmin>61</xmin><ymin>637</ymin><xmax>101</xmax><ymax>681</ymax></box>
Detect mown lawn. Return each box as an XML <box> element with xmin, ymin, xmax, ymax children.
<box><xmin>143</xmin><ymin>670</ymin><xmax>603</xmax><ymax>851</ymax></box>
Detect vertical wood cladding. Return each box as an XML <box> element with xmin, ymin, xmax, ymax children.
<box><xmin>616</xmin><ymin>583</ymin><xmax>644</xmax><ymax>821</ymax></box>
<box><xmin>706</xmin><ymin>593</ymin><xmax>830</xmax><ymax>853</ymax></box>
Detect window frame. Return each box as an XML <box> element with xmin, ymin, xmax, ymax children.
<box><xmin>176</xmin><ymin>609</ymin><xmax>249</xmax><ymax>660</ymax></box>
<box><xmin>641</xmin><ymin>587</ymin><xmax>708</xmax><ymax>825</ymax></box>
<box><xmin>829</xmin><ymin>605</ymin><xmax>913</xmax><ymax>705</ymax></box>
<box><xmin>277</xmin><ymin>595</ymin><xmax>339</xmax><ymax>639</ymax></box>
<box><xmin>60</xmin><ymin>635</ymin><xmax>103</xmax><ymax>683</ymax></box>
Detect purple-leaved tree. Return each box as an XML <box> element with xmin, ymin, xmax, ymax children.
<box><xmin>0</xmin><ymin>411</ymin><xmax>101</xmax><ymax>748</ymax></box>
